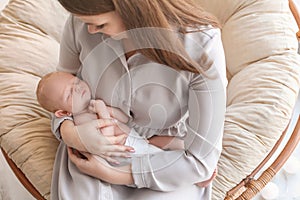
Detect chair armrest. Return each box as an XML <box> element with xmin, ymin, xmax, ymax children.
<box><xmin>225</xmin><ymin>115</ymin><xmax>300</xmax><ymax>199</ymax></box>
<box><xmin>289</xmin><ymin>0</ymin><xmax>300</xmax><ymax>39</ymax></box>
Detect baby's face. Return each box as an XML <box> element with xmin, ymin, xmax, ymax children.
<box><xmin>47</xmin><ymin>73</ymin><xmax>91</xmax><ymax>114</ymax></box>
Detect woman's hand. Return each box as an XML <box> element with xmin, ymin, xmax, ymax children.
<box><xmin>68</xmin><ymin>147</ymin><xmax>134</xmax><ymax>185</ymax></box>
<box><xmin>195</xmin><ymin>168</ymin><xmax>217</xmax><ymax>187</ymax></box>
<box><xmin>61</xmin><ymin>119</ymin><xmax>134</xmax><ymax>160</ymax></box>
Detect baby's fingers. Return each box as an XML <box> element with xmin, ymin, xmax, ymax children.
<box><xmin>96</xmin><ymin>154</ymin><xmax>120</xmax><ymax>165</ymax></box>
<box><xmin>88</xmin><ymin>100</ymin><xmax>96</xmax><ymax>112</ymax></box>
<box><xmin>94</xmin><ymin>100</ymin><xmax>110</xmax><ymax>118</ymax></box>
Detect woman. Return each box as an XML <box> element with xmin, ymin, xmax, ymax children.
<box><xmin>51</xmin><ymin>0</ymin><xmax>227</xmax><ymax>199</ymax></box>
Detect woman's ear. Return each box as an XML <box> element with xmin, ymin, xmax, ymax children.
<box><xmin>54</xmin><ymin>110</ymin><xmax>72</xmax><ymax>118</ymax></box>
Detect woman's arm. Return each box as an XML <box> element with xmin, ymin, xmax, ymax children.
<box><xmin>68</xmin><ymin>147</ymin><xmax>134</xmax><ymax>185</ymax></box>
<box><xmin>148</xmin><ymin>135</ymin><xmax>184</xmax><ymax>150</ymax></box>
<box><xmin>127</xmin><ymin>28</ymin><xmax>226</xmax><ymax>191</ymax></box>
<box><xmin>60</xmin><ymin>120</ymin><xmax>86</xmax><ymax>151</ymax></box>
<box><xmin>61</xmin><ymin>118</ymin><xmax>134</xmax><ymax>155</ymax></box>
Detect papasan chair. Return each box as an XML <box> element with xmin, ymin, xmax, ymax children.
<box><xmin>0</xmin><ymin>0</ymin><xmax>300</xmax><ymax>199</ymax></box>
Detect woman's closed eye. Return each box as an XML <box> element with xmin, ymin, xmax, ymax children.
<box><xmin>96</xmin><ymin>24</ymin><xmax>105</xmax><ymax>30</ymax></box>
<box><xmin>86</xmin><ymin>23</ymin><xmax>105</xmax><ymax>32</ymax></box>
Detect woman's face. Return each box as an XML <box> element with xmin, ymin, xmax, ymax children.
<box><xmin>76</xmin><ymin>11</ymin><xmax>126</xmax><ymax>37</ymax></box>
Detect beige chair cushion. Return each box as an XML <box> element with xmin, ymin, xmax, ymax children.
<box><xmin>0</xmin><ymin>0</ymin><xmax>67</xmax><ymax>199</ymax></box>
<box><xmin>196</xmin><ymin>0</ymin><xmax>300</xmax><ymax>198</ymax></box>
<box><xmin>0</xmin><ymin>0</ymin><xmax>299</xmax><ymax>199</ymax></box>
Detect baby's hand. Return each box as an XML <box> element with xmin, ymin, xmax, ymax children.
<box><xmin>89</xmin><ymin>100</ymin><xmax>115</xmax><ymax>136</ymax></box>
<box><xmin>195</xmin><ymin>168</ymin><xmax>217</xmax><ymax>187</ymax></box>
<box><xmin>89</xmin><ymin>100</ymin><xmax>129</xmax><ymax>123</ymax></box>
<box><xmin>89</xmin><ymin>99</ymin><xmax>111</xmax><ymax>119</ymax></box>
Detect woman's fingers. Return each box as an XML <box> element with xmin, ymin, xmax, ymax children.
<box><xmin>103</xmin><ymin>142</ymin><xmax>135</xmax><ymax>153</ymax></box>
<box><xmin>95</xmin><ymin>118</ymin><xmax>118</xmax><ymax>129</ymax></box>
<box><xmin>195</xmin><ymin>168</ymin><xmax>218</xmax><ymax>187</ymax></box>
<box><xmin>98</xmin><ymin>154</ymin><xmax>120</xmax><ymax>165</ymax></box>
<box><xmin>102</xmin><ymin>151</ymin><xmax>133</xmax><ymax>158</ymax></box>
<box><xmin>68</xmin><ymin>147</ymin><xmax>89</xmax><ymax>167</ymax></box>
<box><xmin>75</xmin><ymin>119</ymin><xmax>134</xmax><ymax>157</ymax></box>
<box><xmin>105</xmin><ymin>134</ymin><xmax>127</xmax><ymax>144</ymax></box>
<box><xmin>94</xmin><ymin>100</ymin><xmax>111</xmax><ymax>118</ymax></box>
<box><xmin>68</xmin><ymin>147</ymin><xmax>129</xmax><ymax>166</ymax></box>
<box><xmin>95</xmin><ymin>118</ymin><xmax>130</xmax><ymax>133</ymax></box>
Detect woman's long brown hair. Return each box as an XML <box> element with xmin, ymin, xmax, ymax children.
<box><xmin>58</xmin><ymin>0</ymin><xmax>220</xmax><ymax>74</ymax></box>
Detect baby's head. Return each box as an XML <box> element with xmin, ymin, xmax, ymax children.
<box><xmin>36</xmin><ymin>71</ymin><xmax>91</xmax><ymax>117</ymax></box>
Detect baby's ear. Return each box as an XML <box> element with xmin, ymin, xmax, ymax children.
<box><xmin>54</xmin><ymin>110</ymin><xmax>72</xmax><ymax>118</ymax></box>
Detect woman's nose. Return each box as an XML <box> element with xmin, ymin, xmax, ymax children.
<box><xmin>87</xmin><ymin>25</ymin><xmax>100</xmax><ymax>34</ymax></box>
